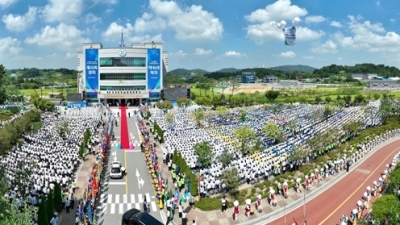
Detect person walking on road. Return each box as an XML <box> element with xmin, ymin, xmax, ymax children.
<box><xmin>221</xmin><ymin>196</ymin><xmax>227</xmax><ymax>213</ymax></box>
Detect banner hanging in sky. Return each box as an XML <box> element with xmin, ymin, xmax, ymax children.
<box><xmin>147</xmin><ymin>48</ymin><xmax>161</xmax><ymax>98</ymax></box>
<box><xmin>85</xmin><ymin>49</ymin><xmax>99</xmax><ymax>95</ymax></box>
<box><xmin>283</xmin><ymin>27</ymin><xmax>296</xmax><ymax>46</ymax></box>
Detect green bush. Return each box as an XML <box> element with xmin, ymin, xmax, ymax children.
<box><xmin>46</xmin><ymin>190</ymin><xmax>54</xmax><ymax>221</ymax></box>
<box><xmin>53</xmin><ymin>183</ymin><xmax>62</xmax><ymax>212</ymax></box>
<box><xmin>153</xmin><ymin>122</ymin><xmax>164</xmax><ymax>143</ymax></box>
<box><xmin>37</xmin><ymin>197</ymin><xmax>48</xmax><ymax>225</ymax></box>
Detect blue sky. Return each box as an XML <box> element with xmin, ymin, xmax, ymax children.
<box><xmin>0</xmin><ymin>0</ymin><xmax>400</xmax><ymax>72</ymax></box>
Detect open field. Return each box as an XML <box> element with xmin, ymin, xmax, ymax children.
<box><xmin>19</xmin><ymin>88</ymin><xmax>77</xmax><ymax>96</ymax></box>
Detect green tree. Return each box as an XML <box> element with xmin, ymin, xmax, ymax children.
<box><xmin>379</xmin><ymin>97</ymin><xmax>394</xmax><ymax>124</ymax></box>
<box><xmin>240</xmin><ymin>109</ymin><xmax>247</xmax><ymax>122</ymax></box>
<box><xmin>57</xmin><ymin>121</ymin><xmax>70</xmax><ymax>140</ymax></box>
<box><xmin>233</xmin><ymin>126</ymin><xmax>256</xmax><ymax>155</ymax></box>
<box><xmin>371</xmin><ymin>194</ymin><xmax>400</xmax><ymax>224</ymax></box>
<box><xmin>263</xmin><ymin>122</ymin><xmax>284</xmax><ymax>143</ymax></box>
<box><xmin>37</xmin><ymin>197</ymin><xmax>48</xmax><ymax>225</ymax></box>
<box><xmin>221</xmin><ymin>168</ymin><xmax>241</xmax><ymax>195</ymax></box>
<box><xmin>315</xmin><ymin>96</ymin><xmax>322</xmax><ymax>104</ymax></box>
<box><xmin>176</xmin><ymin>97</ymin><xmax>190</xmax><ymax>107</ymax></box>
<box><xmin>217</xmin><ymin>148</ymin><xmax>234</xmax><ymax>168</ymax></box>
<box><xmin>323</xmin><ymin>105</ymin><xmax>333</xmax><ymax>117</ymax></box>
<box><xmin>342</xmin><ymin>121</ymin><xmax>363</xmax><ymax>135</ymax></box>
<box><xmin>46</xmin><ymin>190</ymin><xmax>54</xmax><ymax>221</ymax></box>
<box><xmin>193</xmin><ymin>141</ymin><xmax>214</xmax><ymax>167</ymax></box>
<box><xmin>165</xmin><ymin>112</ymin><xmax>174</xmax><ymax>126</ymax></box>
<box><xmin>215</xmin><ymin>106</ymin><xmax>228</xmax><ymax>118</ymax></box>
<box><xmin>373</xmin><ymin>93</ymin><xmax>381</xmax><ymax>100</ymax></box>
<box><xmin>53</xmin><ymin>183</ymin><xmax>62</xmax><ymax>213</ymax></box>
<box><xmin>191</xmin><ymin>109</ymin><xmax>205</xmax><ymax>127</ymax></box>
<box><xmin>289</xmin><ymin>145</ymin><xmax>310</xmax><ymax>162</ymax></box>
<box><xmin>265</xmin><ymin>90</ymin><xmax>280</xmax><ymax>102</ymax></box>
<box><xmin>230</xmin><ymin>78</ymin><xmax>240</xmax><ymax>95</ymax></box>
<box><xmin>325</xmin><ymin>96</ymin><xmax>332</xmax><ymax>103</ymax></box>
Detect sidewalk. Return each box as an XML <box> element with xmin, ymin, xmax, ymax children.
<box><xmin>146</xmin><ymin>121</ymin><xmax>400</xmax><ymax>225</ymax></box>
<box><xmin>58</xmin><ymin>154</ymin><xmax>97</xmax><ymax>225</ymax></box>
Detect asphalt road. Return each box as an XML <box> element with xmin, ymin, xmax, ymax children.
<box><xmin>96</xmin><ymin>108</ymin><xmax>163</xmax><ymax>225</ymax></box>
<box><xmin>267</xmin><ymin>139</ymin><xmax>400</xmax><ymax>225</ymax></box>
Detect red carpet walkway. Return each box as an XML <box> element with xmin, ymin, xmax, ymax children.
<box><xmin>268</xmin><ymin>140</ymin><xmax>400</xmax><ymax>225</ymax></box>
<box><xmin>119</xmin><ymin>106</ymin><xmax>130</xmax><ymax>149</ymax></box>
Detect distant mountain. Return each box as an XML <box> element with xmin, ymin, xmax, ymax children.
<box><xmin>215</xmin><ymin>68</ymin><xmax>240</xmax><ymax>73</ymax></box>
<box><xmin>269</xmin><ymin>65</ymin><xmax>316</xmax><ymax>73</ymax></box>
<box><xmin>169</xmin><ymin>68</ymin><xmax>208</xmax><ymax>76</ymax></box>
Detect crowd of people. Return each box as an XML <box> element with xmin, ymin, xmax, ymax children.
<box><xmin>149</xmin><ymin>101</ymin><xmax>382</xmax><ymax>199</ymax></box>
<box><xmin>0</xmin><ymin>106</ymin><xmax>106</xmax><ymax>224</ymax></box>
<box><xmin>0</xmin><ymin>105</ymin><xmax>30</xmax><ymax>128</ymax></box>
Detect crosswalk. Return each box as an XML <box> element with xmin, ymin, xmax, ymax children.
<box><xmin>98</xmin><ymin>193</ymin><xmax>158</xmax><ymax>215</ymax></box>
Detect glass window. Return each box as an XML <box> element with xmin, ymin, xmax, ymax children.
<box><xmin>100</xmin><ymin>73</ymin><xmax>146</xmax><ymax>80</ymax></box>
<box><xmin>99</xmin><ymin>57</ymin><xmax>146</xmax><ymax>67</ymax></box>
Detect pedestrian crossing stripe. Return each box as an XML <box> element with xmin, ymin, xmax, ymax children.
<box><xmin>99</xmin><ymin>193</ymin><xmax>157</xmax><ymax>215</ymax></box>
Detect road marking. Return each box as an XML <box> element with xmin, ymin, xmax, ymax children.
<box><xmin>138</xmin><ymin>193</ymin><xmax>143</xmax><ymax>203</ymax></box>
<box><xmin>108</xmin><ymin>182</ymin><xmax>126</xmax><ymax>185</ymax></box>
<box><xmin>130</xmin><ymin>194</ymin><xmax>135</xmax><ymax>203</ymax></box>
<box><xmin>123</xmin><ymin>194</ymin><xmax>128</xmax><ymax>203</ymax></box>
<box><xmin>119</xmin><ymin>204</ymin><xmax>124</xmax><ymax>214</ymax></box>
<box><xmin>125</xmin><ymin>150</ymin><xmax>142</xmax><ymax>153</ymax></box>
<box><xmin>356</xmin><ymin>168</ymin><xmax>371</xmax><ymax>174</ymax></box>
<box><xmin>127</xmin><ymin>203</ymin><xmax>132</xmax><ymax>210</ymax></box>
<box><xmin>135</xmin><ymin>202</ymin><xmax>140</xmax><ymax>210</ymax></box>
<box><xmin>115</xmin><ymin>194</ymin><xmax>120</xmax><ymax>204</ymax></box>
<box><xmin>110</xmin><ymin>203</ymin><xmax>116</xmax><ymax>214</ymax></box>
<box><xmin>107</xmin><ymin>194</ymin><xmax>112</xmax><ymax>204</ymax></box>
<box><xmin>318</xmin><ymin>146</ymin><xmax>400</xmax><ymax>225</ymax></box>
<box><xmin>151</xmin><ymin>201</ymin><xmax>157</xmax><ymax>212</ymax></box>
<box><xmin>145</xmin><ymin>193</ymin><xmax>151</xmax><ymax>202</ymax></box>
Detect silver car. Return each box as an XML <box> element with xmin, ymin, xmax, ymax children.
<box><xmin>110</xmin><ymin>161</ymin><xmax>126</xmax><ymax>179</ymax></box>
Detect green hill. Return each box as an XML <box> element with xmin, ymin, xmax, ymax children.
<box><xmin>169</xmin><ymin>68</ymin><xmax>208</xmax><ymax>76</ymax></box>
<box><xmin>269</xmin><ymin>65</ymin><xmax>316</xmax><ymax>73</ymax></box>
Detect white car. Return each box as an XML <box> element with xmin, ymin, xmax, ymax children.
<box><xmin>110</xmin><ymin>161</ymin><xmax>126</xmax><ymax>179</ymax></box>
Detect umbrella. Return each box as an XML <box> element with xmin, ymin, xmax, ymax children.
<box><xmin>87</xmin><ymin>204</ymin><xmax>93</xmax><ymax>224</ymax></box>
<box><xmin>233</xmin><ymin>200</ymin><xmax>239</xmax><ymax>207</ymax></box>
<box><xmin>245</xmin><ymin>199</ymin><xmax>251</xmax><ymax>204</ymax></box>
<box><xmin>257</xmin><ymin>194</ymin><xmax>261</xmax><ymax>199</ymax></box>
<box><xmin>270</xmin><ymin>189</ymin><xmax>275</xmax><ymax>194</ymax></box>
<box><xmin>296</xmin><ymin>178</ymin><xmax>301</xmax><ymax>182</ymax></box>
<box><xmin>352</xmin><ymin>209</ymin><xmax>358</xmax><ymax>214</ymax></box>
<box><xmin>366</xmin><ymin>186</ymin><xmax>371</xmax><ymax>191</ymax></box>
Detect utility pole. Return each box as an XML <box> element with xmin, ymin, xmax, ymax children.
<box><xmin>303</xmin><ymin>194</ymin><xmax>307</xmax><ymax>225</ymax></box>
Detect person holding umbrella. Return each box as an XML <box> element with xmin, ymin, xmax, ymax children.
<box><xmin>244</xmin><ymin>199</ymin><xmax>251</xmax><ymax>217</ymax></box>
<box><xmin>233</xmin><ymin>200</ymin><xmax>239</xmax><ymax>221</ymax></box>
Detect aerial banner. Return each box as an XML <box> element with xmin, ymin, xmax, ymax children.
<box><xmin>283</xmin><ymin>27</ymin><xmax>296</xmax><ymax>46</ymax></box>
<box><xmin>147</xmin><ymin>48</ymin><xmax>162</xmax><ymax>98</ymax></box>
<box><xmin>85</xmin><ymin>48</ymin><xmax>99</xmax><ymax>97</ymax></box>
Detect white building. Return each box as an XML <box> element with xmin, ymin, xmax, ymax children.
<box><xmin>77</xmin><ymin>39</ymin><xmax>168</xmax><ymax>106</ymax></box>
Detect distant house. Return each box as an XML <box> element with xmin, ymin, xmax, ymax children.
<box><xmin>237</xmin><ymin>72</ymin><xmax>256</xmax><ymax>83</ymax></box>
<box><xmin>9</xmin><ymin>73</ymin><xmax>17</xmax><ymax>77</ymax></box>
<box><xmin>262</xmin><ymin>75</ymin><xmax>278</xmax><ymax>83</ymax></box>
<box><xmin>351</xmin><ymin>73</ymin><xmax>378</xmax><ymax>80</ymax></box>
<box><xmin>368</xmin><ymin>80</ymin><xmax>400</xmax><ymax>89</ymax></box>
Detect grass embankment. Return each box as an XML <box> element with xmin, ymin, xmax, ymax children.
<box><xmin>195</xmin><ymin>117</ymin><xmax>400</xmax><ymax>211</ymax></box>
<box><xmin>0</xmin><ymin>107</ymin><xmax>21</xmax><ymax>122</ymax></box>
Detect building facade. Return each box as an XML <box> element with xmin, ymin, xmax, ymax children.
<box><xmin>262</xmin><ymin>75</ymin><xmax>278</xmax><ymax>83</ymax></box>
<box><xmin>237</xmin><ymin>72</ymin><xmax>256</xmax><ymax>83</ymax></box>
<box><xmin>368</xmin><ymin>80</ymin><xmax>400</xmax><ymax>90</ymax></box>
<box><xmin>77</xmin><ymin>41</ymin><xmax>168</xmax><ymax>106</ymax></box>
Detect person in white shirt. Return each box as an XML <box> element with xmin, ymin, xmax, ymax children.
<box><xmin>50</xmin><ymin>215</ymin><xmax>58</xmax><ymax>225</ymax></box>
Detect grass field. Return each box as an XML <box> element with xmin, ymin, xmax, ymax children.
<box><xmin>19</xmin><ymin>88</ymin><xmax>77</xmax><ymax>96</ymax></box>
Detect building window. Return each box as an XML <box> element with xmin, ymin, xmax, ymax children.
<box><xmin>100</xmin><ymin>86</ymin><xmax>146</xmax><ymax>91</ymax></box>
<box><xmin>100</xmin><ymin>73</ymin><xmax>146</xmax><ymax>80</ymax></box>
<box><xmin>99</xmin><ymin>57</ymin><xmax>146</xmax><ymax>67</ymax></box>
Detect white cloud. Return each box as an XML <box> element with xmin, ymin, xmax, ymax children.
<box><xmin>245</xmin><ymin>0</ymin><xmax>308</xmax><ymax>23</ymax></box>
<box><xmin>195</xmin><ymin>48</ymin><xmax>212</xmax><ymax>56</ymax></box>
<box><xmin>91</xmin><ymin>0</ymin><xmax>118</xmax><ymax>4</ymax></box>
<box><xmin>84</xmin><ymin>13</ymin><xmax>102</xmax><ymax>24</ymax></box>
<box><xmin>303</xmin><ymin>56</ymin><xmax>314</xmax><ymax>60</ymax></box>
<box><xmin>330</xmin><ymin>21</ymin><xmax>343</xmax><ymax>28</ymax></box>
<box><xmin>245</xmin><ymin>0</ymin><xmax>324</xmax><ymax>43</ymax></box>
<box><xmin>102</xmin><ymin>21</ymin><xmax>164</xmax><ymax>44</ymax></box>
<box><xmin>311</xmin><ymin>40</ymin><xmax>337</xmax><ymax>53</ymax></box>
<box><xmin>147</xmin><ymin>0</ymin><xmax>223</xmax><ymax>41</ymax></box>
<box><xmin>333</xmin><ymin>15</ymin><xmax>400</xmax><ymax>55</ymax></box>
<box><xmin>25</xmin><ymin>23</ymin><xmax>89</xmax><ymax>50</ymax></box>
<box><xmin>0</xmin><ymin>37</ymin><xmax>21</xmax><ymax>55</ymax></box>
<box><xmin>42</xmin><ymin>0</ymin><xmax>83</xmax><ymax>24</ymax></box>
<box><xmin>224</xmin><ymin>51</ymin><xmax>245</xmax><ymax>58</ymax></box>
<box><xmin>376</xmin><ymin>0</ymin><xmax>381</xmax><ymax>6</ymax></box>
<box><xmin>133</xmin><ymin>12</ymin><xmax>167</xmax><ymax>33</ymax></box>
<box><xmin>2</xmin><ymin>7</ymin><xmax>37</xmax><ymax>32</ymax></box>
<box><xmin>173</xmin><ymin>50</ymin><xmax>187</xmax><ymax>58</ymax></box>
<box><xmin>305</xmin><ymin>15</ymin><xmax>325</xmax><ymax>24</ymax></box>
<box><xmin>390</xmin><ymin>18</ymin><xmax>396</xmax><ymax>23</ymax></box>
<box><xmin>279</xmin><ymin>51</ymin><xmax>296</xmax><ymax>58</ymax></box>
<box><xmin>0</xmin><ymin>0</ymin><xmax>17</xmax><ymax>8</ymax></box>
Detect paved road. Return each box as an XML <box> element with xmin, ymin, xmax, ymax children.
<box><xmin>268</xmin><ymin>139</ymin><xmax>400</xmax><ymax>225</ymax></box>
<box><xmin>96</xmin><ymin>108</ymin><xmax>163</xmax><ymax>225</ymax></box>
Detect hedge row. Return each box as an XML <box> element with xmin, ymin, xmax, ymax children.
<box><xmin>153</xmin><ymin>122</ymin><xmax>164</xmax><ymax>143</ymax></box>
<box><xmin>37</xmin><ymin>183</ymin><xmax>63</xmax><ymax>225</ymax></box>
<box><xmin>195</xmin><ymin>116</ymin><xmax>400</xmax><ymax>211</ymax></box>
<box><xmin>79</xmin><ymin>128</ymin><xmax>91</xmax><ymax>159</ymax></box>
<box><xmin>0</xmin><ymin>109</ymin><xmax>41</xmax><ymax>156</ymax></box>
<box><xmin>172</xmin><ymin>149</ymin><xmax>198</xmax><ymax>197</ymax></box>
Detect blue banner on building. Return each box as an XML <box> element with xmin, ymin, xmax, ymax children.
<box><xmin>67</xmin><ymin>101</ymin><xmax>88</xmax><ymax>108</ymax></box>
<box><xmin>147</xmin><ymin>48</ymin><xmax>161</xmax><ymax>98</ymax></box>
<box><xmin>85</xmin><ymin>49</ymin><xmax>99</xmax><ymax>97</ymax></box>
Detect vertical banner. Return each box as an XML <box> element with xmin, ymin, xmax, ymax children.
<box><xmin>283</xmin><ymin>27</ymin><xmax>296</xmax><ymax>46</ymax></box>
<box><xmin>147</xmin><ymin>48</ymin><xmax>161</xmax><ymax>98</ymax></box>
<box><xmin>85</xmin><ymin>49</ymin><xmax>99</xmax><ymax>97</ymax></box>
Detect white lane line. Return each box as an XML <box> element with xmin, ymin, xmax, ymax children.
<box><xmin>130</xmin><ymin>194</ymin><xmax>135</xmax><ymax>203</ymax></box>
<box><xmin>115</xmin><ymin>194</ymin><xmax>120</xmax><ymax>204</ymax></box>
<box><xmin>151</xmin><ymin>201</ymin><xmax>157</xmax><ymax>212</ymax></box>
<box><xmin>145</xmin><ymin>193</ymin><xmax>151</xmax><ymax>202</ymax></box>
<box><xmin>107</xmin><ymin>194</ymin><xmax>112</xmax><ymax>204</ymax></box>
<box><xmin>138</xmin><ymin>194</ymin><xmax>143</xmax><ymax>203</ymax></box>
<box><xmin>127</xmin><ymin>203</ymin><xmax>132</xmax><ymax>210</ymax></box>
<box><xmin>108</xmin><ymin>182</ymin><xmax>126</xmax><ymax>185</ymax></box>
<box><xmin>110</xmin><ymin>203</ymin><xmax>116</xmax><ymax>214</ymax></box>
<box><xmin>135</xmin><ymin>202</ymin><xmax>140</xmax><ymax>210</ymax></box>
<box><xmin>118</xmin><ymin>203</ymin><xmax>124</xmax><ymax>214</ymax></box>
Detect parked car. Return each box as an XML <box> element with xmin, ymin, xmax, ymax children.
<box><xmin>110</xmin><ymin>161</ymin><xmax>125</xmax><ymax>179</ymax></box>
<box><xmin>121</xmin><ymin>209</ymin><xmax>163</xmax><ymax>225</ymax></box>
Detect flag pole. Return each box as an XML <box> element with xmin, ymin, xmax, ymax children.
<box><xmin>303</xmin><ymin>193</ymin><xmax>307</xmax><ymax>225</ymax></box>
